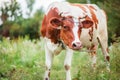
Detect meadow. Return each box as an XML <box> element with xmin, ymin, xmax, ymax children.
<box><xmin>0</xmin><ymin>37</ymin><xmax>120</xmax><ymax>80</ymax></box>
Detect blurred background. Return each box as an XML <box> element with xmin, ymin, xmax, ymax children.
<box><xmin>0</xmin><ymin>0</ymin><xmax>120</xmax><ymax>80</ymax></box>
<box><xmin>0</xmin><ymin>0</ymin><xmax>120</xmax><ymax>43</ymax></box>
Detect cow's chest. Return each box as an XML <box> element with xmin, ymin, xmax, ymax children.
<box><xmin>80</xmin><ymin>28</ymin><xmax>98</xmax><ymax>48</ymax></box>
<box><xmin>45</xmin><ymin>38</ymin><xmax>63</xmax><ymax>55</ymax></box>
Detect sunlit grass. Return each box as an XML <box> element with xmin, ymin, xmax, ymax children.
<box><xmin>0</xmin><ymin>37</ymin><xmax>120</xmax><ymax>80</ymax></box>
<box><xmin>0</xmin><ymin>37</ymin><xmax>45</xmax><ymax>80</ymax></box>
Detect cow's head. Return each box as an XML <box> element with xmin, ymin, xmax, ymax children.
<box><xmin>50</xmin><ymin>15</ymin><xmax>93</xmax><ymax>50</ymax></box>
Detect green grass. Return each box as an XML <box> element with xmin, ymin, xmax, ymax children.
<box><xmin>0</xmin><ymin>37</ymin><xmax>120</xmax><ymax>80</ymax></box>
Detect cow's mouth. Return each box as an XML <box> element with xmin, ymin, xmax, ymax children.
<box><xmin>72</xmin><ymin>46</ymin><xmax>82</xmax><ymax>50</ymax></box>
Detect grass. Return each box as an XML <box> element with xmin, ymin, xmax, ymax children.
<box><xmin>0</xmin><ymin>37</ymin><xmax>120</xmax><ymax>80</ymax></box>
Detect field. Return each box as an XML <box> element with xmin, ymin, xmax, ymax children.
<box><xmin>0</xmin><ymin>37</ymin><xmax>120</xmax><ymax>80</ymax></box>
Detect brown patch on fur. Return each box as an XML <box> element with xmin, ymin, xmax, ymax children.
<box><xmin>45</xmin><ymin>78</ymin><xmax>48</xmax><ymax>80</ymax></box>
<box><xmin>89</xmin><ymin>45</ymin><xmax>97</xmax><ymax>56</ymax></box>
<box><xmin>88</xmin><ymin>6</ymin><xmax>98</xmax><ymax>24</ymax></box>
<box><xmin>85</xmin><ymin>5</ymin><xmax>98</xmax><ymax>29</ymax></box>
<box><xmin>64</xmin><ymin>65</ymin><xmax>70</xmax><ymax>71</ymax></box>
<box><xmin>95</xmin><ymin>23</ymin><xmax>97</xmax><ymax>29</ymax></box>
<box><xmin>97</xmin><ymin>37</ymin><xmax>101</xmax><ymax>47</ymax></box>
<box><xmin>106</xmin><ymin>48</ymin><xmax>109</xmax><ymax>53</ymax></box>
<box><xmin>48</xmin><ymin>71</ymin><xmax>50</xmax><ymax>77</ymax></box>
<box><xmin>60</xmin><ymin>17</ymin><xmax>75</xmax><ymax>48</ymax></box>
<box><xmin>47</xmin><ymin>28</ymin><xmax>60</xmax><ymax>43</ymax></box>
<box><xmin>72</xmin><ymin>4</ymin><xmax>87</xmax><ymax>13</ymax></box>
<box><xmin>93</xmin><ymin>63</ymin><xmax>96</xmax><ymax>67</ymax></box>
<box><xmin>90</xmin><ymin>45</ymin><xmax>96</xmax><ymax>50</ymax></box>
<box><xmin>40</xmin><ymin>15</ymin><xmax>47</xmax><ymax>37</ymax></box>
<box><xmin>78</xmin><ymin>27</ymin><xmax>82</xmax><ymax>39</ymax></box>
<box><xmin>89</xmin><ymin>27</ymin><xmax>93</xmax><ymax>41</ymax></box>
<box><xmin>106</xmin><ymin>56</ymin><xmax>110</xmax><ymax>62</ymax></box>
<box><xmin>90</xmin><ymin>51</ymin><xmax>96</xmax><ymax>56</ymax></box>
<box><xmin>40</xmin><ymin>7</ymin><xmax>61</xmax><ymax>44</ymax></box>
<box><xmin>89</xmin><ymin>5</ymin><xmax>97</xmax><ymax>11</ymax></box>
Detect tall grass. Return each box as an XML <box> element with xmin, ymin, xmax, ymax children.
<box><xmin>0</xmin><ymin>37</ymin><xmax>45</xmax><ymax>80</ymax></box>
<box><xmin>0</xmin><ymin>37</ymin><xmax>120</xmax><ymax>80</ymax></box>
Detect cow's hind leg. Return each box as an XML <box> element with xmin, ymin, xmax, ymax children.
<box><xmin>64</xmin><ymin>48</ymin><xmax>73</xmax><ymax>80</ymax></box>
<box><xmin>44</xmin><ymin>44</ymin><xmax>54</xmax><ymax>80</ymax></box>
<box><xmin>97</xmin><ymin>37</ymin><xmax>110</xmax><ymax>72</ymax></box>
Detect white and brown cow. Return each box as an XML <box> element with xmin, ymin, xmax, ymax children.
<box><xmin>40</xmin><ymin>2</ymin><xmax>110</xmax><ymax>80</ymax></box>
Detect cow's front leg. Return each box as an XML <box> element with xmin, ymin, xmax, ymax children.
<box><xmin>44</xmin><ymin>44</ymin><xmax>54</xmax><ymax>80</ymax></box>
<box><xmin>90</xmin><ymin>51</ymin><xmax>97</xmax><ymax>70</ymax></box>
<box><xmin>64</xmin><ymin>48</ymin><xmax>73</xmax><ymax>80</ymax></box>
<box><xmin>89</xmin><ymin>45</ymin><xmax>98</xmax><ymax>71</ymax></box>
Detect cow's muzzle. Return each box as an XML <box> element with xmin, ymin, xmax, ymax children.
<box><xmin>72</xmin><ymin>42</ymin><xmax>82</xmax><ymax>50</ymax></box>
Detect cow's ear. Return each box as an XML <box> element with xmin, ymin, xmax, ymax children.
<box><xmin>50</xmin><ymin>17</ymin><xmax>62</xmax><ymax>29</ymax></box>
<box><xmin>82</xmin><ymin>20</ymin><xmax>93</xmax><ymax>28</ymax></box>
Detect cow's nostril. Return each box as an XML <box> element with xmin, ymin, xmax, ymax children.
<box><xmin>72</xmin><ymin>43</ymin><xmax>77</xmax><ymax>47</ymax></box>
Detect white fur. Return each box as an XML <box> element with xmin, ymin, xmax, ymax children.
<box><xmin>72</xmin><ymin>18</ymin><xmax>81</xmax><ymax>44</ymax></box>
<box><xmin>64</xmin><ymin>48</ymin><xmax>73</xmax><ymax>80</ymax></box>
<box><xmin>80</xmin><ymin>26</ymin><xmax>98</xmax><ymax>47</ymax></box>
<box><xmin>45</xmin><ymin>37</ymin><xmax>63</xmax><ymax>55</ymax></box>
<box><xmin>44</xmin><ymin>39</ymin><xmax>53</xmax><ymax>80</ymax></box>
<box><xmin>46</xmin><ymin>2</ymin><xmax>86</xmax><ymax>18</ymax></box>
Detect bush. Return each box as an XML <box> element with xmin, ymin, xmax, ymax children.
<box><xmin>110</xmin><ymin>41</ymin><xmax>120</xmax><ymax>79</ymax></box>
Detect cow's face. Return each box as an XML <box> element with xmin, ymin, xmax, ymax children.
<box><xmin>50</xmin><ymin>16</ymin><xmax>93</xmax><ymax>50</ymax></box>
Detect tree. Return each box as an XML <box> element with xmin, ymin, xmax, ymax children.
<box><xmin>0</xmin><ymin>0</ymin><xmax>22</xmax><ymax>37</ymax></box>
<box><xmin>66</xmin><ymin>0</ymin><xmax>86</xmax><ymax>3</ymax></box>
<box><xmin>0</xmin><ymin>0</ymin><xmax>22</xmax><ymax>23</ymax></box>
<box><xmin>0</xmin><ymin>0</ymin><xmax>44</xmax><ymax>39</ymax></box>
<box><xmin>26</xmin><ymin>0</ymin><xmax>35</xmax><ymax>17</ymax></box>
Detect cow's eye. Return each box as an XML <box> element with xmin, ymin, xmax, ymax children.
<box><xmin>63</xmin><ymin>26</ymin><xmax>69</xmax><ymax>30</ymax></box>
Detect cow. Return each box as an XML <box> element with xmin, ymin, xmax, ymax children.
<box><xmin>40</xmin><ymin>2</ymin><xmax>110</xmax><ymax>80</ymax></box>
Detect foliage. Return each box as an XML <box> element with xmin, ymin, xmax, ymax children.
<box><xmin>11</xmin><ymin>9</ymin><xmax>44</xmax><ymax>39</ymax></box>
<box><xmin>26</xmin><ymin>0</ymin><xmax>35</xmax><ymax>16</ymax></box>
<box><xmin>0</xmin><ymin>37</ymin><xmax>45</xmax><ymax>80</ymax></box>
<box><xmin>110</xmin><ymin>42</ymin><xmax>120</xmax><ymax>79</ymax></box>
<box><xmin>0</xmin><ymin>37</ymin><xmax>120</xmax><ymax>80</ymax></box>
<box><xmin>66</xmin><ymin>0</ymin><xmax>86</xmax><ymax>3</ymax></box>
<box><xmin>0</xmin><ymin>0</ymin><xmax>44</xmax><ymax>39</ymax></box>
<box><xmin>0</xmin><ymin>0</ymin><xmax>22</xmax><ymax>23</ymax></box>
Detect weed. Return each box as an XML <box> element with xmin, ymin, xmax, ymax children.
<box><xmin>0</xmin><ymin>37</ymin><xmax>120</xmax><ymax>80</ymax></box>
